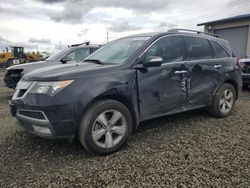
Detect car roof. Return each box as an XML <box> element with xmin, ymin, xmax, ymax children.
<box><xmin>126</xmin><ymin>30</ymin><xmax>226</xmax><ymax>42</ymax></box>
<box><xmin>123</xmin><ymin>29</ymin><xmax>231</xmax><ymax>55</ymax></box>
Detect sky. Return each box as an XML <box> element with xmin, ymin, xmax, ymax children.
<box><xmin>0</xmin><ymin>0</ymin><xmax>249</xmax><ymax>53</ymax></box>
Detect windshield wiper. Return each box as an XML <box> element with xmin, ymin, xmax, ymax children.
<box><xmin>83</xmin><ymin>59</ymin><xmax>104</xmax><ymax>65</ymax></box>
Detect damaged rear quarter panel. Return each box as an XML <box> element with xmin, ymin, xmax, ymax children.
<box><xmin>186</xmin><ymin>59</ymin><xmax>227</xmax><ymax>107</ymax></box>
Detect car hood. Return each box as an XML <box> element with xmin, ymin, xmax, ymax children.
<box><xmin>7</xmin><ymin>60</ymin><xmax>55</xmax><ymax>74</ymax></box>
<box><xmin>22</xmin><ymin>63</ymin><xmax>116</xmax><ymax>81</ymax></box>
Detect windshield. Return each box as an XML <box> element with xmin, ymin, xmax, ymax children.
<box><xmin>85</xmin><ymin>37</ymin><xmax>150</xmax><ymax>64</ymax></box>
<box><xmin>46</xmin><ymin>48</ymin><xmax>70</xmax><ymax>61</ymax></box>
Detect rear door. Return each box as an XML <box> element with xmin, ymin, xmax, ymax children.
<box><xmin>184</xmin><ymin>36</ymin><xmax>225</xmax><ymax>107</ymax></box>
<box><xmin>137</xmin><ymin>35</ymin><xmax>189</xmax><ymax>120</ymax></box>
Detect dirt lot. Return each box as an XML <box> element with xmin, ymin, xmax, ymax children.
<box><xmin>0</xmin><ymin>69</ymin><xmax>250</xmax><ymax>187</ymax></box>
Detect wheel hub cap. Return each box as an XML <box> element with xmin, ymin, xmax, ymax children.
<box><xmin>92</xmin><ymin>110</ymin><xmax>127</xmax><ymax>149</ymax></box>
<box><xmin>219</xmin><ymin>89</ymin><xmax>234</xmax><ymax>114</ymax></box>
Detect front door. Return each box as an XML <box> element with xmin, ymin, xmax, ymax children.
<box><xmin>137</xmin><ymin>35</ymin><xmax>188</xmax><ymax>120</ymax></box>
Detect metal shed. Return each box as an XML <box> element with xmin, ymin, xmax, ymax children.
<box><xmin>198</xmin><ymin>14</ymin><xmax>250</xmax><ymax>59</ymax></box>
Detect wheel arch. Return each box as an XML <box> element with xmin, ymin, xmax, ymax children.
<box><xmin>211</xmin><ymin>79</ymin><xmax>239</xmax><ymax>107</ymax></box>
<box><xmin>95</xmin><ymin>94</ymin><xmax>138</xmax><ymax>129</ymax></box>
<box><xmin>76</xmin><ymin>88</ymin><xmax>140</xmax><ymax>135</ymax></box>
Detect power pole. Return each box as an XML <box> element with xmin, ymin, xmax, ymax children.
<box><xmin>106</xmin><ymin>29</ymin><xmax>109</xmax><ymax>44</ymax></box>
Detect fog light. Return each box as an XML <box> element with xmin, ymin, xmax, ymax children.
<box><xmin>32</xmin><ymin>125</ymin><xmax>52</xmax><ymax>135</ymax></box>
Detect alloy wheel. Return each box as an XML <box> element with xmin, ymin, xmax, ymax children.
<box><xmin>219</xmin><ymin>89</ymin><xmax>234</xmax><ymax>114</ymax></box>
<box><xmin>92</xmin><ymin>110</ymin><xmax>127</xmax><ymax>149</ymax></box>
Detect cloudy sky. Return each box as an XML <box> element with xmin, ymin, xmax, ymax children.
<box><xmin>0</xmin><ymin>0</ymin><xmax>249</xmax><ymax>52</ymax></box>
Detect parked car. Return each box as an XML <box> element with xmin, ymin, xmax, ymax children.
<box><xmin>239</xmin><ymin>57</ymin><xmax>250</xmax><ymax>89</ymax></box>
<box><xmin>10</xmin><ymin>29</ymin><xmax>242</xmax><ymax>155</ymax></box>
<box><xmin>4</xmin><ymin>43</ymin><xmax>100</xmax><ymax>89</ymax></box>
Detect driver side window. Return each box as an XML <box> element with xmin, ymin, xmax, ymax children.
<box><xmin>144</xmin><ymin>36</ymin><xmax>184</xmax><ymax>64</ymax></box>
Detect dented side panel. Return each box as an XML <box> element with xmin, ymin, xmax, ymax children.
<box><xmin>137</xmin><ymin>62</ymin><xmax>188</xmax><ymax>121</ymax></box>
<box><xmin>186</xmin><ymin>59</ymin><xmax>227</xmax><ymax>107</ymax></box>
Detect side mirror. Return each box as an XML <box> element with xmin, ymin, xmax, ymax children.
<box><xmin>61</xmin><ymin>55</ymin><xmax>71</xmax><ymax>64</ymax></box>
<box><xmin>143</xmin><ymin>56</ymin><xmax>163</xmax><ymax>68</ymax></box>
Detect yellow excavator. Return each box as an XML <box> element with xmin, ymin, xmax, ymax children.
<box><xmin>0</xmin><ymin>46</ymin><xmax>42</xmax><ymax>68</ymax></box>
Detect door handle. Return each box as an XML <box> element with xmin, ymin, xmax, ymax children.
<box><xmin>214</xmin><ymin>65</ymin><xmax>222</xmax><ymax>68</ymax></box>
<box><xmin>174</xmin><ymin>70</ymin><xmax>188</xmax><ymax>74</ymax></box>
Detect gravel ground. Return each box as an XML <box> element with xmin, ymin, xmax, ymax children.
<box><xmin>0</xmin><ymin>69</ymin><xmax>250</xmax><ymax>187</ymax></box>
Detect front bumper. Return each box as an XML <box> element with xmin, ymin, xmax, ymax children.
<box><xmin>10</xmin><ymin>102</ymin><xmax>77</xmax><ymax>139</ymax></box>
<box><xmin>10</xmin><ymin>79</ymin><xmax>87</xmax><ymax>139</ymax></box>
<box><xmin>10</xmin><ymin>98</ymin><xmax>80</xmax><ymax>139</ymax></box>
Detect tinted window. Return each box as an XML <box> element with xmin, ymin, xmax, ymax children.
<box><xmin>184</xmin><ymin>37</ymin><xmax>213</xmax><ymax>61</ymax></box>
<box><xmin>211</xmin><ymin>41</ymin><xmax>229</xmax><ymax>58</ymax></box>
<box><xmin>144</xmin><ymin>36</ymin><xmax>183</xmax><ymax>64</ymax></box>
<box><xmin>68</xmin><ymin>48</ymin><xmax>90</xmax><ymax>62</ymax></box>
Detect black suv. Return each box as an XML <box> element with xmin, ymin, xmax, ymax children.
<box><xmin>4</xmin><ymin>43</ymin><xmax>100</xmax><ymax>89</ymax></box>
<box><xmin>10</xmin><ymin>29</ymin><xmax>242</xmax><ymax>155</ymax></box>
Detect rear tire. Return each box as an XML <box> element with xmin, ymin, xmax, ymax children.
<box><xmin>78</xmin><ymin>99</ymin><xmax>133</xmax><ymax>155</ymax></box>
<box><xmin>208</xmin><ymin>83</ymin><xmax>236</xmax><ymax>118</ymax></box>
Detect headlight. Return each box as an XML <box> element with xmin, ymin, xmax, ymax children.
<box><xmin>29</xmin><ymin>80</ymin><xmax>74</xmax><ymax>96</ymax></box>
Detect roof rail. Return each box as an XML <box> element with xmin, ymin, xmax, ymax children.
<box><xmin>168</xmin><ymin>28</ymin><xmax>220</xmax><ymax>38</ymax></box>
<box><xmin>70</xmin><ymin>41</ymin><xmax>90</xmax><ymax>47</ymax></box>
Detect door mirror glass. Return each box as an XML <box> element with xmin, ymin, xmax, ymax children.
<box><xmin>61</xmin><ymin>55</ymin><xmax>71</xmax><ymax>64</ymax></box>
<box><xmin>143</xmin><ymin>56</ymin><xmax>163</xmax><ymax>68</ymax></box>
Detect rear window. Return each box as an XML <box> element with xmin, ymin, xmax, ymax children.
<box><xmin>211</xmin><ymin>41</ymin><xmax>229</xmax><ymax>58</ymax></box>
<box><xmin>184</xmin><ymin>36</ymin><xmax>213</xmax><ymax>61</ymax></box>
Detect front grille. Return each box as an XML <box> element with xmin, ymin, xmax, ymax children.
<box><xmin>246</xmin><ymin>66</ymin><xmax>250</xmax><ymax>74</ymax></box>
<box><xmin>4</xmin><ymin>69</ymin><xmax>23</xmax><ymax>89</ymax></box>
<box><xmin>12</xmin><ymin>80</ymin><xmax>33</xmax><ymax>99</ymax></box>
<box><xmin>242</xmin><ymin>65</ymin><xmax>250</xmax><ymax>73</ymax></box>
<box><xmin>18</xmin><ymin>110</ymin><xmax>46</xmax><ymax>120</ymax></box>
<box><xmin>17</xmin><ymin>89</ymin><xmax>27</xmax><ymax>98</ymax></box>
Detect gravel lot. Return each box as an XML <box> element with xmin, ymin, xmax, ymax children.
<box><xmin>0</xmin><ymin>69</ymin><xmax>250</xmax><ymax>187</ymax></box>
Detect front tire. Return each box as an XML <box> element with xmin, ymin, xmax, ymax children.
<box><xmin>78</xmin><ymin>100</ymin><xmax>133</xmax><ymax>155</ymax></box>
<box><xmin>208</xmin><ymin>83</ymin><xmax>236</xmax><ymax>118</ymax></box>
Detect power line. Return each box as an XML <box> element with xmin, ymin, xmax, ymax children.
<box><xmin>162</xmin><ymin>1</ymin><xmax>249</xmax><ymax>19</ymax></box>
<box><xmin>163</xmin><ymin>4</ymin><xmax>249</xmax><ymax>25</ymax></box>
<box><xmin>170</xmin><ymin>6</ymin><xmax>250</xmax><ymax>24</ymax></box>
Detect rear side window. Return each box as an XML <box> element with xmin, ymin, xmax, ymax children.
<box><xmin>144</xmin><ymin>36</ymin><xmax>183</xmax><ymax>64</ymax></box>
<box><xmin>184</xmin><ymin>37</ymin><xmax>213</xmax><ymax>61</ymax></box>
<box><xmin>211</xmin><ymin>41</ymin><xmax>229</xmax><ymax>58</ymax></box>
